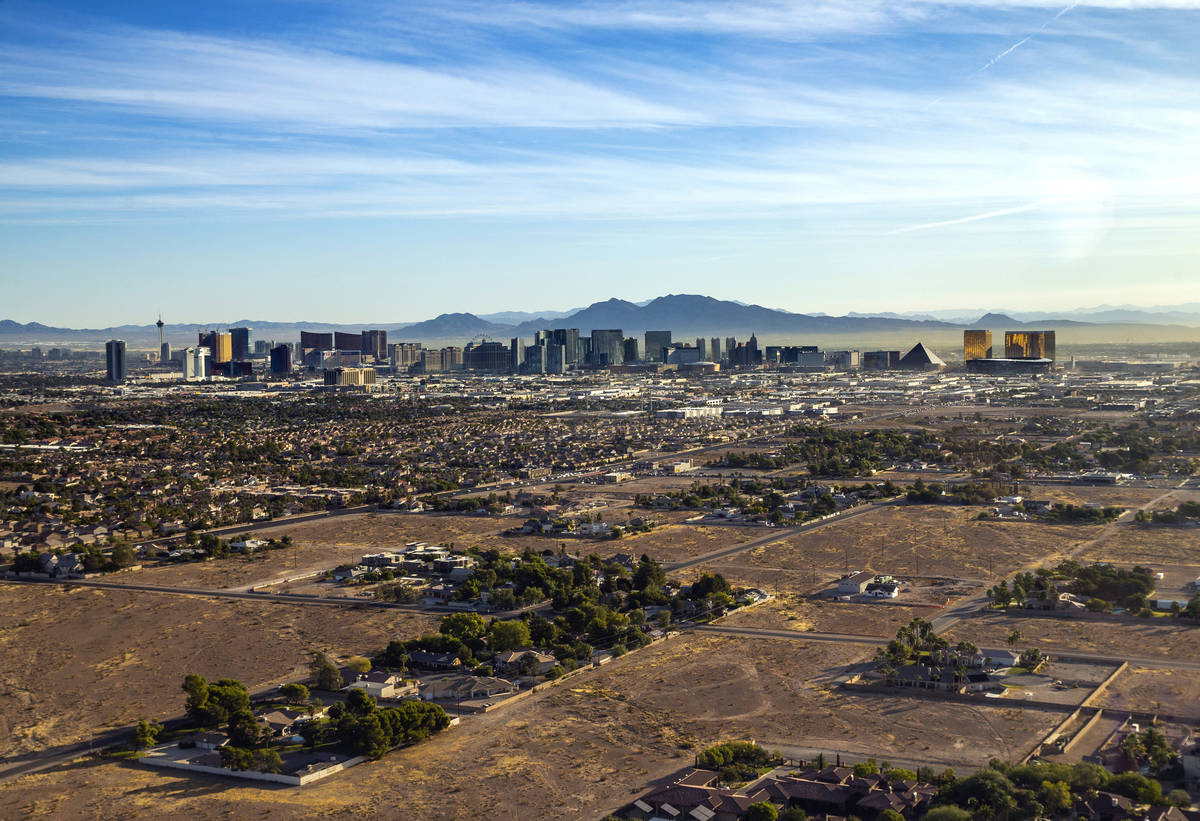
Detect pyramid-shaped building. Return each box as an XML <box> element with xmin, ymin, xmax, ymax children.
<box><xmin>897</xmin><ymin>342</ymin><xmax>946</xmax><ymax>371</ymax></box>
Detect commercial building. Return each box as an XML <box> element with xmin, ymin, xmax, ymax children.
<box><xmin>334</xmin><ymin>331</ymin><xmax>362</xmax><ymax>352</ymax></box>
<box><xmin>389</xmin><ymin>343</ymin><xmax>422</xmax><ymax>370</ymax></box>
<box><xmin>183</xmin><ymin>347</ymin><xmax>210</xmax><ymax>381</ymax></box>
<box><xmin>546</xmin><ymin>343</ymin><xmax>566</xmax><ymax>375</ymax></box>
<box><xmin>711</xmin><ymin>338</ymin><xmax>722</xmax><ymax>363</ymax></box>
<box><xmin>160</xmin><ymin>342</ymin><xmax>171</xmax><ymax>364</ymax></box>
<box><xmin>323</xmin><ymin>367</ymin><xmax>377</xmax><ymax>387</ymax></box>
<box><xmin>509</xmin><ymin>337</ymin><xmax>525</xmax><ymax>372</ymax></box>
<box><xmin>644</xmin><ymin>330</ymin><xmax>672</xmax><ymax>363</ymax></box>
<box><xmin>591</xmin><ymin>329</ymin><xmax>624</xmax><ymax>367</ymax></box>
<box><xmin>966</xmin><ymin>358</ymin><xmax>1053</xmax><ymax>375</ymax></box>
<box><xmin>550</xmin><ymin>328</ymin><xmax>580</xmax><ymax>365</ymax></box>
<box><xmin>442</xmin><ymin>346</ymin><xmax>464</xmax><ymax>371</ymax></box>
<box><xmin>623</xmin><ymin>337</ymin><xmax>639</xmax><ymax>363</ymax></box>
<box><xmin>1004</xmin><ymin>330</ymin><xmax>1056</xmax><ymax>361</ymax></box>
<box><xmin>963</xmin><ymin>330</ymin><xmax>992</xmax><ymax>361</ymax></box>
<box><xmin>269</xmin><ymin>344</ymin><xmax>292</xmax><ymax>375</ymax></box>
<box><xmin>230</xmin><ymin>327</ymin><xmax>251</xmax><ymax>361</ymax></box>
<box><xmin>862</xmin><ymin>350</ymin><xmax>901</xmax><ymax>370</ymax></box>
<box><xmin>897</xmin><ymin>342</ymin><xmax>946</xmax><ymax>371</ymax></box>
<box><xmin>696</xmin><ymin>338</ymin><xmax>707</xmax><ymax>360</ymax></box>
<box><xmin>105</xmin><ymin>339</ymin><xmax>126</xmax><ymax>384</ymax></box>
<box><xmin>361</xmin><ymin>330</ymin><xmax>387</xmax><ymax>362</ymax></box>
<box><xmin>523</xmin><ymin>344</ymin><xmax>546</xmax><ymax>374</ymax></box>
<box><xmin>198</xmin><ymin>331</ymin><xmax>232</xmax><ymax>364</ymax></box>
<box><xmin>463</xmin><ymin>341</ymin><xmax>509</xmax><ymax>373</ymax></box>
<box><xmin>300</xmin><ymin>331</ymin><xmax>333</xmax><ymax>352</ymax></box>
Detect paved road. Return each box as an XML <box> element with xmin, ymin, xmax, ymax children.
<box><xmin>667</xmin><ymin>498</ymin><xmax>898</xmax><ymax>572</ymax></box>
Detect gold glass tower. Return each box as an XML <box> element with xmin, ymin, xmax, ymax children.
<box><xmin>963</xmin><ymin>330</ymin><xmax>992</xmax><ymax>361</ymax></box>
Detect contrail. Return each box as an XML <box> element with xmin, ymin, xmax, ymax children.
<box><xmin>970</xmin><ymin>0</ymin><xmax>1080</xmax><ymax>76</ymax></box>
<box><xmin>886</xmin><ymin>203</ymin><xmax>1040</xmax><ymax>235</ymax></box>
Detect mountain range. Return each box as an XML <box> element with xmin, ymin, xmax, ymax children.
<box><xmin>2</xmin><ymin>294</ymin><xmax>1199</xmax><ymax>346</ymax></box>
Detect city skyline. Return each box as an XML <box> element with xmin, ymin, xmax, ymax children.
<box><xmin>2</xmin><ymin>0</ymin><xmax>1199</xmax><ymax>325</ymax></box>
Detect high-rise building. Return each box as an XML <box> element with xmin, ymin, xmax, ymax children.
<box><xmin>156</xmin><ymin>315</ymin><xmax>164</xmax><ymax>359</ymax></box>
<box><xmin>183</xmin><ymin>346</ymin><xmax>211</xmax><ymax>381</ymax></box>
<box><xmin>550</xmin><ymin>329</ymin><xmax>580</xmax><ymax>365</ymax></box>
<box><xmin>711</xmin><ymin>338</ymin><xmax>721</xmax><ymax>363</ymax></box>
<box><xmin>442</xmin><ymin>346</ymin><xmax>464</xmax><ymax>371</ymax></box>
<box><xmin>862</xmin><ymin>350</ymin><xmax>901</xmax><ymax>370</ymax></box>
<box><xmin>300</xmin><ymin>331</ymin><xmax>333</xmax><ymax>352</ymax></box>
<box><xmin>160</xmin><ymin>342</ymin><xmax>171</xmax><ymax>364</ymax></box>
<box><xmin>270</xmin><ymin>344</ymin><xmax>292</xmax><ymax>375</ymax></box>
<box><xmin>324</xmin><ymin>367</ymin><xmax>376</xmax><ymax>387</ymax></box>
<box><xmin>105</xmin><ymin>339</ymin><xmax>126</xmax><ymax>384</ymax></box>
<box><xmin>464</xmin><ymin>341</ymin><xmax>510</xmax><ymax>373</ymax></box>
<box><xmin>510</xmin><ymin>337</ymin><xmax>526</xmax><ymax>372</ymax></box>
<box><xmin>419</xmin><ymin>349</ymin><xmax>444</xmax><ymax>373</ymax></box>
<box><xmin>212</xmin><ymin>332</ymin><xmax>232</xmax><ymax>364</ymax></box>
<box><xmin>590</xmin><ymin>329</ymin><xmax>624</xmax><ymax>367</ymax></box>
<box><xmin>361</xmin><ymin>330</ymin><xmax>387</xmax><ymax>362</ymax></box>
<box><xmin>1004</xmin><ymin>330</ymin><xmax>1056</xmax><ymax>361</ymax></box>
<box><xmin>524</xmin><ymin>344</ymin><xmax>546</xmax><ymax>374</ymax></box>
<box><xmin>644</xmin><ymin>330</ymin><xmax>672</xmax><ymax>363</ymax></box>
<box><xmin>230</xmin><ymin>327</ymin><xmax>251</xmax><ymax>361</ymax></box>
<box><xmin>334</xmin><ymin>331</ymin><xmax>362</xmax><ymax>352</ymax></box>
<box><xmin>696</xmin><ymin>338</ymin><xmax>707</xmax><ymax>360</ymax></box>
<box><xmin>963</xmin><ymin>330</ymin><xmax>993</xmax><ymax>361</ymax></box>
<box><xmin>623</xmin><ymin>337</ymin><xmax>639</xmax><ymax>363</ymax></box>
<box><xmin>389</xmin><ymin>343</ymin><xmax>422</xmax><ymax>370</ymax></box>
<box><xmin>546</xmin><ymin>343</ymin><xmax>566</xmax><ymax>374</ymax></box>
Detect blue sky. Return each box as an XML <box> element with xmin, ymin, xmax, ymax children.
<box><xmin>1</xmin><ymin>0</ymin><xmax>1198</xmax><ymax>325</ymax></box>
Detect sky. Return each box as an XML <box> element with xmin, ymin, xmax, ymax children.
<box><xmin>1</xmin><ymin>0</ymin><xmax>1199</xmax><ymax>326</ymax></box>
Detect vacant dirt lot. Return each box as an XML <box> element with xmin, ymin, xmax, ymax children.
<box><xmin>1078</xmin><ymin>522</ymin><xmax>1200</xmax><ymax>566</ymax></box>
<box><xmin>1095</xmin><ymin>665</ymin><xmax>1200</xmax><ymax>719</ymax></box>
<box><xmin>944</xmin><ymin>611</ymin><xmax>1200</xmax><ymax>662</ymax></box>
<box><xmin>0</xmin><ymin>583</ymin><xmax>437</xmax><ymax>757</ymax></box>
<box><xmin>0</xmin><ymin>633</ymin><xmax>1050</xmax><ymax>820</ymax></box>
<box><xmin>738</xmin><ymin>504</ymin><xmax>1094</xmax><ymax>582</ymax></box>
<box><xmin>717</xmin><ymin>594</ymin><xmax>939</xmax><ymax>637</ymax></box>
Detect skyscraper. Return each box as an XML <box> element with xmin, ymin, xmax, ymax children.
<box><xmin>644</xmin><ymin>330</ymin><xmax>672</xmax><ymax>363</ymax></box>
<box><xmin>711</xmin><ymin>338</ymin><xmax>721</xmax><ymax>363</ymax></box>
<box><xmin>696</xmin><ymin>337</ymin><xmax>706</xmax><ymax>360</ymax></box>
<box><xmin>963</xmin><ymin>330</ymin><xmax>993</xmax><ymax>361</ymax></box>
<box><xmin>156</xmin><ymin>315</ymin><xmax>166</xmax><ymax>363</ymax></box>
<box><xmin>590</xmin><ymin>329</ymin><xmax>624</xmax><ymax>366</ymax></box>
<box><xmin>361</xmin><ymin>330</ymin><xmax>387</xmax><ymax>362</ymax></box>
<box><xmin>623</xmin><ymin>337</ymin><xmax>639</xmax><ymax>363</ymax></box>
<box><xmin>510</xmin><ymin>337</ymin><xmax>526</xmax><ymax>372</ymax></box>
<box><xmin>270</xmin><ymin>344</ymin><xmax>292</xmax><ymax>375</ymax></box>
<box><xmin>546</xmin><ymin>344</ymin><xmax>566</xmax><ymax>374</ymax></box>
<box><xmin>550</xmin><ymin>328</ymin><xmax>580</xmax><ymax>365</ymax></box>
<box><xmin>105</xmin><ymin>339</ymin><xmax>126</xmax><ymax>384</ymax></box>
<box><xmin>230</xmin><ymin>327</ymin><xmax>251</xmax><ymax>361</ymax></box>
<box><xmin>1004</xmin><ymin>330</ymin><xmax>1056</xmax><ymax>360</ymax></box>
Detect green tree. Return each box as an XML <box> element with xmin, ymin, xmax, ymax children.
<box><xmin>779</xmin><ymin>809</ymin><xmax>808</xmax><ymax>821</ymax></box>
<box><xmin>346</xmin><ymin>688</ymin><xmax>377</xmax><ymax>717</ymax></box>
<box><xmin>488</xmin><ymin>619</ymin><xmax>531</xmax><ymax>653</ymax></box>
<box><xmin>923</xmin><ymin>808</ymin><xmax>971</xmax><ymax>821</ymax></box>
<box><xmin>744</xmin><ymin>802</ymin><xmax>778</xmax><ymax>821</ymax></box>
<box><xmin>132</xmin><ymin>719</ymin><xmax>162</xmax><ymax>749</ymax></box>
<box><xmin>440</xmin><ymin>612</ymin><xmax>486</xmax><ymax>642</ymax></box>
<box><xmin>227</xmin><ymin>709</ymin><xmax>263</xmax><ymax>748</ymax></box>
<box><xmin>311</xmin><ymin>651</ymin><xmax>344</xmax><ymax>691</ymax></box>
<box><xmin>345</xmin><ymin>655</ymin><xmax>372</xmax><ymax>673</ymax></box>
<box><xmin>279</xmin><ymin>683</ymin><xmax>309</xmax><ymax>704</ymax></box>
<box><xmin>1039</xmin><ymin>779</ymin><xmax>1072</xmax><ymax>813</ymax></box>
<box><xmin>877</xmin><ymin>811</ymin><xmax>904</xmax><ymax>821</ymax></box>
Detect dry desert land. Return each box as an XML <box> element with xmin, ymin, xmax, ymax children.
<box><xmin>0</xmin><ymin>583</ymin><xmax>437</xmax><ymax>758</ymax></box>
<box><xmin>944</xmin><ymin>611</ymin><xmax>1200</xmax><ymax>664</ymax></box>
<box><xmin>0</xmin><ymin>633</ymin><xmax>1052</xmax><ymax>820</ymax></box>
<box><xmin>1093</xmin><ymin>664</ymin><xmax>1200</xmax><ymax>719</ymax></box>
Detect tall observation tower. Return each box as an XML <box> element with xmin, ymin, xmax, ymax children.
<box><xmin>156</xmin><ymin>315</ymin><xmax>169</xmax><ymax>364</ymax></box>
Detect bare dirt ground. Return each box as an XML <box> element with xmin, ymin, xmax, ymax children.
<box><xmin>718</xmin><ymin>594</ymin><xmax>938</xmax><ymax>637</ymax></box>
<box><xmin>1077</xmin><ymin>522</ymin><xmax>1200</xmax><ymax>566</ymax></box>
<box><xmin>1019</xmin><ymin>484</ymin><xmax>1184</xmax><ymax>508</ymax></box>
<box><xmin>0</xmin><ymin>583</ymin><xmax>437</xmax><ymax>757</ymax></box>
<box><xmin>736</xmin><ymin>504</ymin><xmax>1093</xmax><ymax>582</ymax></box>
<box><xmin>944</xmin><ymin>611</ymin><xmax>1200</xmax><ymax>662</ymax></box>
<box><xmin>1095</xmin><ymin>665</ymin><xmax>1200</xmax><ymax>719</ymax></box>
<box><xmin>0</xmin><ymin>634</ymin><xmax>1050</xmax><ymax>820</ymax></box>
